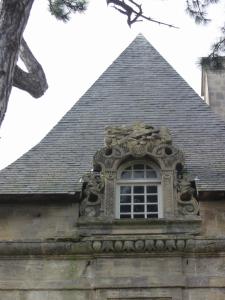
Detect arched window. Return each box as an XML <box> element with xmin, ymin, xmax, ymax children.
<box><xmin>116</xmin><ymin>161</ymin><xmax>162</xmax><ymax>219</ymax></box>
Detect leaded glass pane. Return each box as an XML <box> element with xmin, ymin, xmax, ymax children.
<box><xmin>133</xmin><ymin>186</ymin><xmax>144</xmax><ymax>194</ymax></box>
<box><xmin>121</xmin><ymin>170</ymin><xmax>132</xmax><ymax>179</ymax></box>
<box><xmin>133</xmin><ymin>170</ymin><xmax>145</xmax><ymax>178</ymax></box>
<box><xmin>120</xmin><ymin>186</ymin><xmax>131</xmax><ymax>194</ymax></box>
<box><xmin>134</xmin><ymin>214</ymin><xmax>145</xmax><ymax>218</ymax></box>
<box><xmin>147</xmin><ymin>186</ymin><xmax>157</xmax><ymax>193</ymax></box>
<box><xmin>147</xmin><ymin>214</ymin><xmax>158</xmax><ymax>218</ymax></box>
<box><xmin>147</xmin><ymin>195</ymin><xmax>158</xmax><ymax>203</ymax></box>
<box><xmin>120</xmin><ymin>195</ymin><xmax>131</xmax><ymax>203</ymax></box>
<box><xmin>120</xmin><ymin>205</ymin><xmax>131</xmax><ymax>213</ymax></box>
<box><xmin>134</xmin><ymin>195</ymin><xmax>145</xmax><ymax>203</ymax></box>
<box><xmin>146</xmin><ymin>170</ymin><xmax>157</xmax><ymax>178</ymax></box>
<box><xmin>147</xmin><ymin>204</ymin><xmax>158</xmax><ymax>212</ymax></box>
<box><xmin>133</xmin><ymin>164</ymin><xmax>144</xmax><ymax>170</ymax></box>
<box><xmin>134</xmin><ymin>205</ymin><xmax>145</xmax><ymax>212</ymax></box>
<box><xmin>120</xmin><ymin>214</ymin><xmax>131</xmax><ymax>219</ymax></box>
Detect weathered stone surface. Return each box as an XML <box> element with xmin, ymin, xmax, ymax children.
<box><xmin>202</xmin><ymin>68</ymin><xmax>225</xmax><ymax>121</ymax></box>
<box><xmin>183</xmin><ymin>288</ymin><xmax>225</xmax><ymax>300</ymax></box>
<box><xmin>0</xmin><ymin>203</ymin><xmax>79</xmax><ymax>240</ymax></box>
<box><xmin>200</xmin><ymin>200</ymin><xmax>225</xmax><ymax>236</ymax></box>
<box><xmin>0</xmin><ymin>290</ymin><xmax>91</xmax><ymax>300</ymax></box>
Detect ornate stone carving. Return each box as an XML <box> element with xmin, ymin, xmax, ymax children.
<box><xmin>93</xmin><ymin>123</ymin><xmax>185</xmax><ymax>172</ymax></box>
<box><xmin>0</xmin><ymin>238</ymin><xmax>225</xmax><ymax>256</ymax></box>
<box><xmin>80</xmin><ymin>122</ymin><xmax>199</xmax><ymax>219</ymax></box>
<box><xmin>176</xmin><ymin>174</ymin><xmax>199</xmax><ymax>215</ymax></box>
<box><xmin>80</xmin><ymin>172</ymin><xmax>104</xmax><ymax>217</ymax></box>
<box><xmin>90</xmin><ymin>238</ymin><xmax>187</xmax><ymax>253</ymax></box>
<box><xmin>102</xmin><ymin>170</ymin><xmax>116</xmax><ymax>181</ymax></box>
<box><xmin>104</xmin><ymin>123</ymin><xmax>172</xmax><ymax>148</ymax></box>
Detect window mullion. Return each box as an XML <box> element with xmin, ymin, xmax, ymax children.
<box><xmin>131</xmin><ymin>185</ymin><xmax>134</xmax><ymax>219</ymax></box>
<box><xmin>144</xmin><ymin>184</ymin><xmax>146</xmax><ymax>218</ymax></box>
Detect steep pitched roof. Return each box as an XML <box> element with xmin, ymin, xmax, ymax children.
<box><xmin>1</xmin><ymin>34</ymin><xmax>225</xmax><ymax>194</ymax></box>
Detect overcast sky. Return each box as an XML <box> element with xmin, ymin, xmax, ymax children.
<box><xmin>0</xmin><ymin>0</ymin><xmax>224</xmax><ymax>170</ymax></box>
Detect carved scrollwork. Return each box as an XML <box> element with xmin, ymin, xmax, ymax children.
<box><xmin>153</xmin><ymin>144</ymin><xmax>184</xmax><ymax>168</ymax></box>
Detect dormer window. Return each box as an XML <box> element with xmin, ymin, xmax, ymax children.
<box><xmin>116</xmin><ymin>161</ymin><xmax>162</xmax><ymax>219</ymax></box>
<box><xmin>80</xmin><ymin>123</ymin><xmax>199</xmax><ymax>220</ymax></box>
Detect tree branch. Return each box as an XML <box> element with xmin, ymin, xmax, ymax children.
<box><xmin>13</xmin><ymin>38</ymin><xmax>48</xmax><ymax>98</ymax></box>
<box><xmin>107</xmin><ymin>0</ymin><xmax>178</xmax><ymax>28</ymax></box>
<box><xmin>0</xmin><ymin>0</ymin><xmax>35</xmax><ymax>127</ymax></box>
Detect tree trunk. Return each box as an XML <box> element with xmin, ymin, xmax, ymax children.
<box><xmin>0</xmin><ymin>0</ymin><xmax>35</xmax><ymax>126</ymax></box>
<box><xmin>13</xmin><ymin>39</ymin><xmax>48</xmax><ymax>98</ymax></box>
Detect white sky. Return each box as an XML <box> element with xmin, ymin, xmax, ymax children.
<box><xmin>0</xmin><ymin>0</ymin><xmax>224</xmax><ymax>170</ymax></box>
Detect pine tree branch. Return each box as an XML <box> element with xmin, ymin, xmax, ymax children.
<box><xmin>107</xmin><ymin>0</ymin><xmax>178</xmax><ymax>28</ymax></box>
<box><xmin>13</xmin><ymin>38</ymin><xmax>48</xmax><ymax>98</ymax></box>
<box><xmin>48</xmin><ymin>0</ymin><xmax>87</xmax><ymax>22</ymax></box>
<box><xmin>186</xmin><ymin>0</ymin><xmax>221</xmax><ymax>24</ymax></box>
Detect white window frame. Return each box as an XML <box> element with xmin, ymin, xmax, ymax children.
<box><xmin>116</xmin><ymin>161</ymin><xmax>163</xmax><ymax>219</ymax></box>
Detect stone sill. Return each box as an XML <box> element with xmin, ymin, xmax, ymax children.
<box><xmin>78</xmin><ymin>217</ymin><xmax>201</xmax><ymax>225</ymax></box>
<box><xmin>77</xmin><ymin>217</ymin><xmax>202</xmax><ymax>236</ymax></box>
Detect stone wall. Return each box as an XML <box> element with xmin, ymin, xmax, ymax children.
<box><xmin>0</xmin><ymin>198</ymin><xmax>224</xmax><ymax>299</ymax></box>
<box><xmin>0</xmin><ymin>202</ymin><xmax>79</xmax><ymax>240</ymax></box>
<box><xmin>200</xmin><ymin>200</ymin><xmax>225</xmax><ymax>237</ymax></box>
<box><xmin>0</xmin><ymin>255</ymin><xmax>224</xmax><ymax>299</ymax></box>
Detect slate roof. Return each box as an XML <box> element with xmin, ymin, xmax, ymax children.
<box><xmin>1</xmin><ymin>34</ymin><xmax>225</xmax><ymax>194</ymax></box>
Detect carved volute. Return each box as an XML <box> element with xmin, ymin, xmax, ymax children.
<box><xmin>79</xmin><ymin>123</ymin><xmax>199</xmax><ymax>220</ymax></box>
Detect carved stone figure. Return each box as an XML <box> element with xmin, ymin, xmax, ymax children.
<box><xmin>177</xmin><ymin>173</ymin><xmax>199</xmax><ymax>215</ymax></box>
<box><xmin>80</xmin><ymin>172</ymin><xmax>104</xmax><ymax>217</ymax></box>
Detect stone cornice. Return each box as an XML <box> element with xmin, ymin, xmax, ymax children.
<box><xmin>0</xmin><ymin>237</ymin><xmax>224</xmax><ymax>256</ymax></box>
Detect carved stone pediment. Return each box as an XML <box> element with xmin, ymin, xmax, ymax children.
<box><xmin>94</xmin><ymin>123</ymin><xmax>184</xmax><ymax>171</ymax></box>
<box><xmin>80</xmin><ymin>123</ymin><xmax>199</xmax><ymax>219</ymax></box>
<box><xmin>104</xmin><ymin>123</ymin><xmax>172</xmax><ymax>148</ymax></box>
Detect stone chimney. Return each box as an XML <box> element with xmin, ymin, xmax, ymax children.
<box><xmin>201</xmin><ymin>64</ymin><xmax>225</xmax><ymax>121</ymax></box>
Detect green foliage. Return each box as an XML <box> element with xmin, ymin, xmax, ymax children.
<box><xmin>48</xmin><ymin>0</ymin><xmax>87</xmax><ymax>22</ymax></box>
<box><xmin>186</xmin><ymin>0</ymin><xmax>220</xmax><ymax>24</ymax></box>
<box><xmin>200</xmin><ymin>56</ymin><xmax>224</xmax><ymax>71</ymax></box>
<box><xmin>185</xmin><ymin>1</ymin><xmax>225</xmax><ymax>69</ymax></box>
